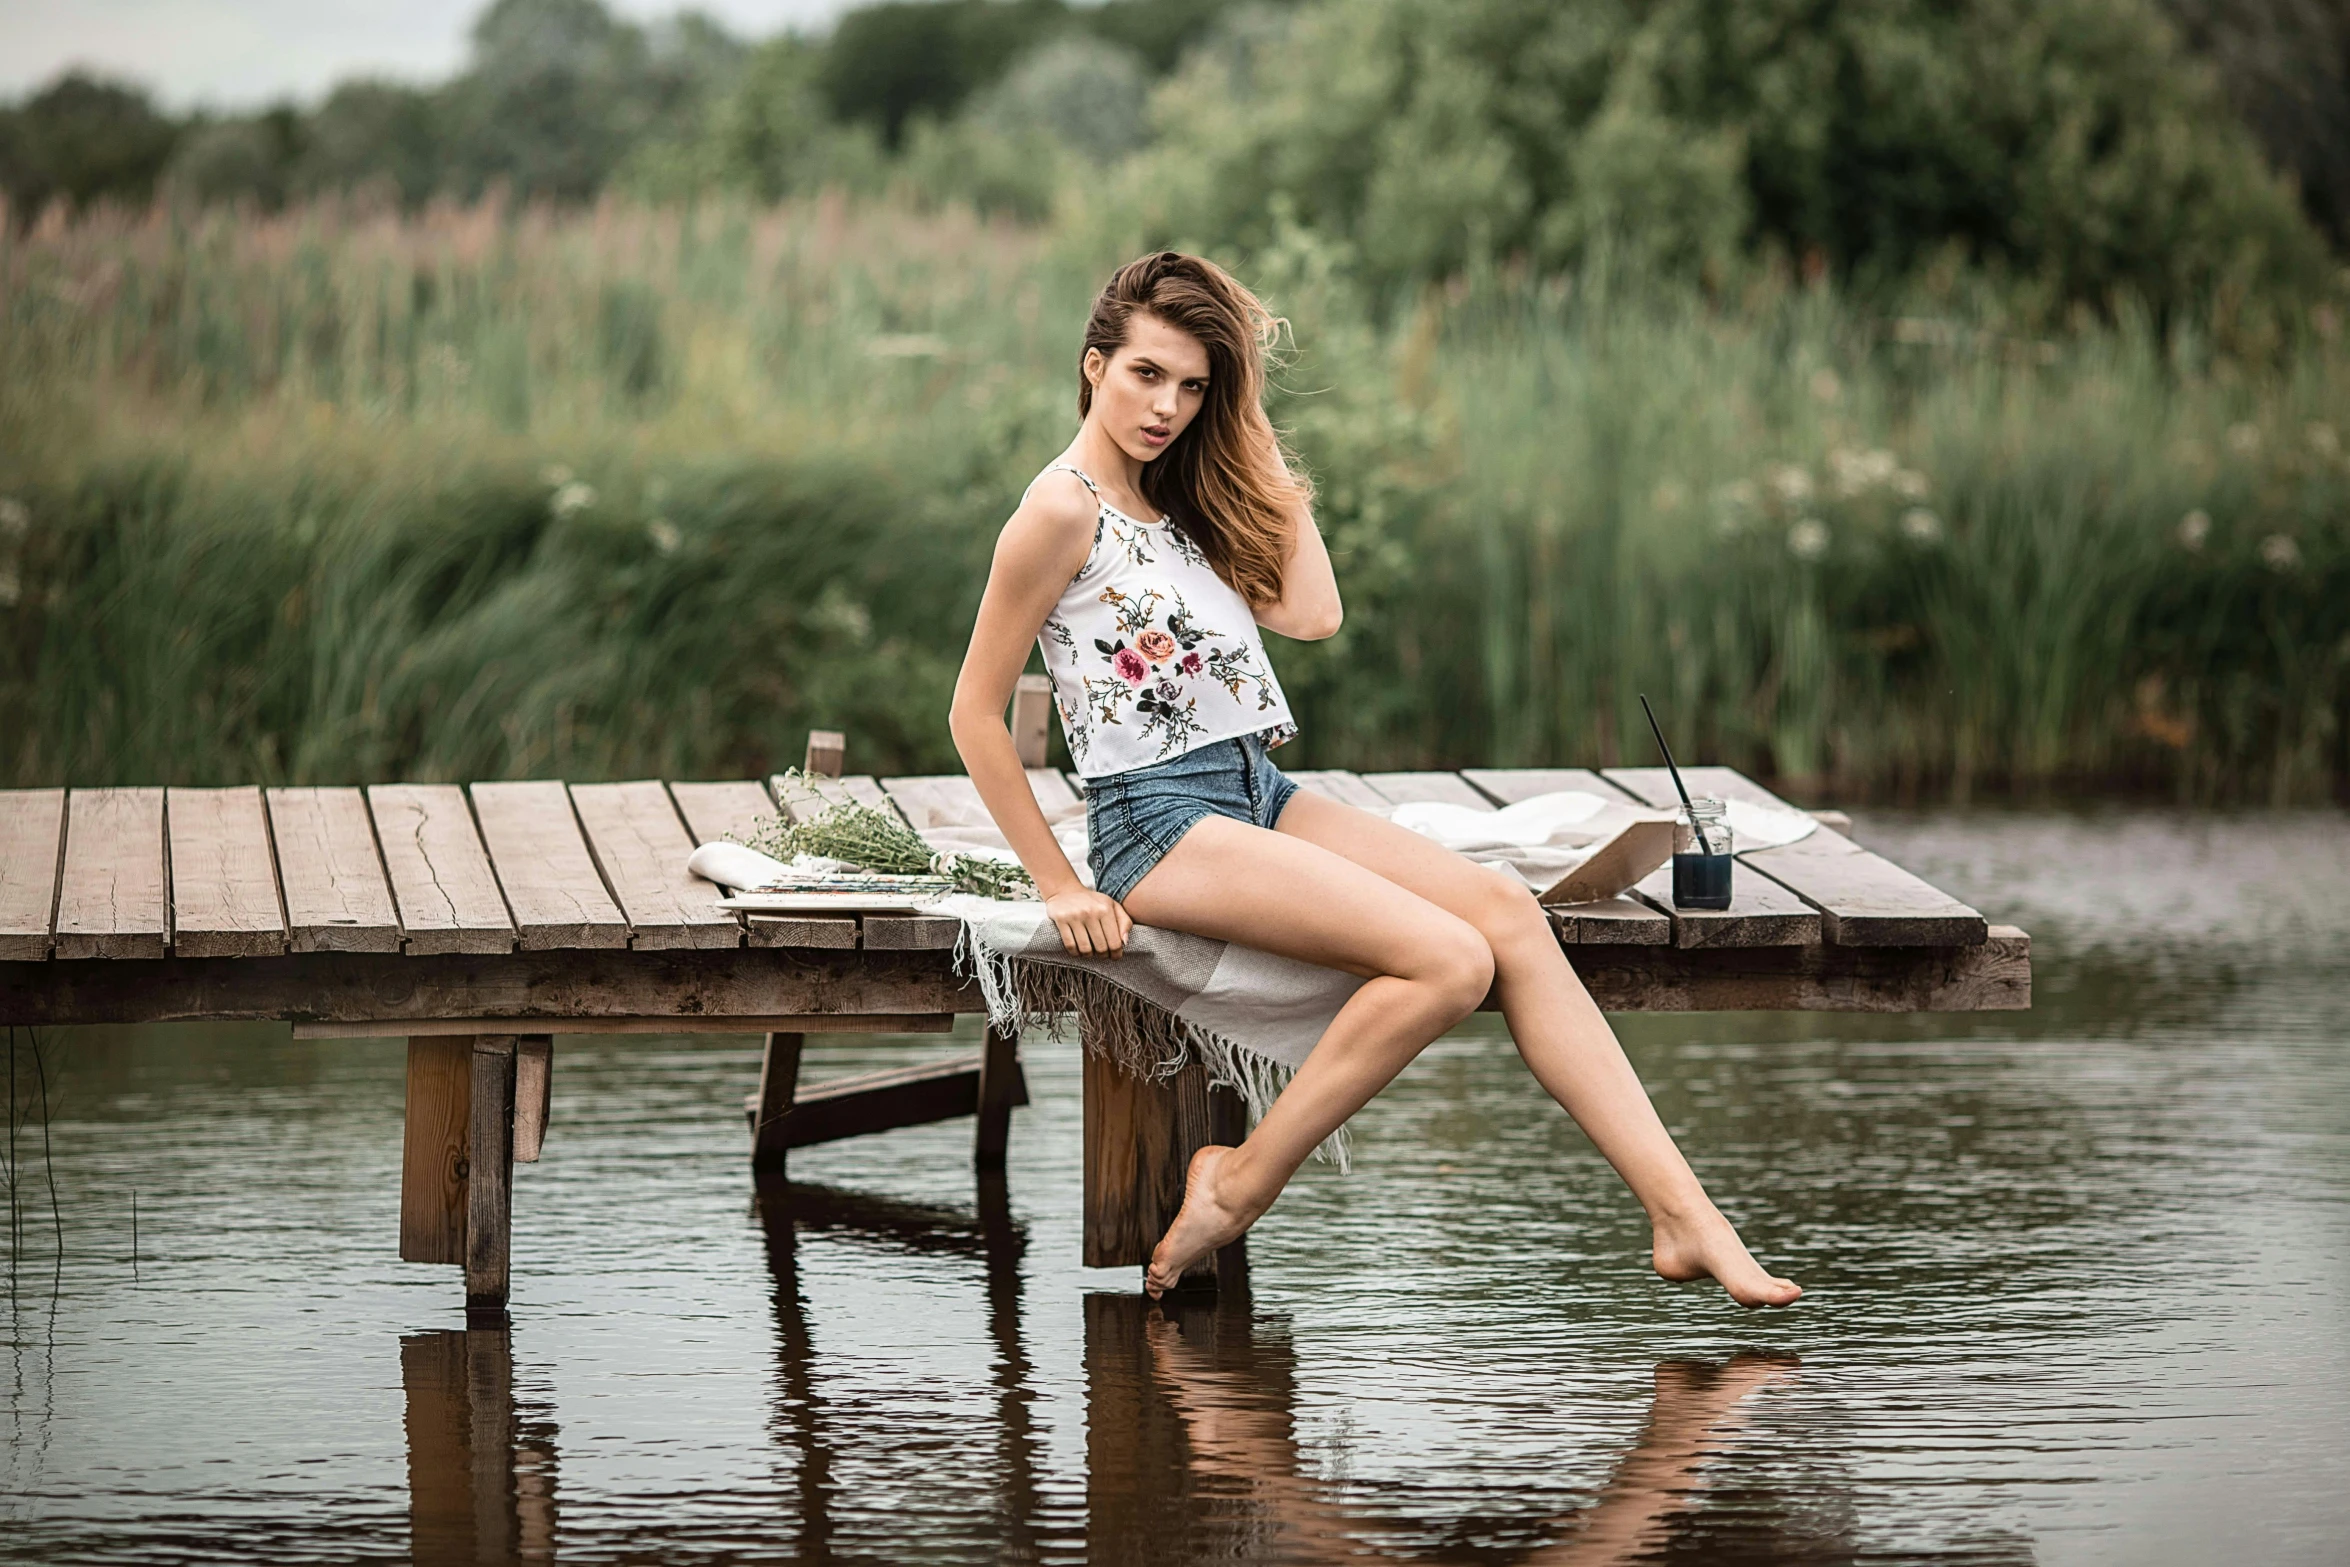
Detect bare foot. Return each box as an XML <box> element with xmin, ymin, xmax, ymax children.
<box><xmin>1145</xmin><ymin>1146</ymin><xmax>1257</xmax><ymax>1299</ymax></box>
<box><xmin>1651</xmin><ymin>1206</ymin><xmax>1803</xmax><ymax>1308</ymax></box>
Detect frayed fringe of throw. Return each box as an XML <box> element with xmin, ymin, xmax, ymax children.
<box><xmin>956</xmin><ymin>923</ymin><xmax>1349</xmax><ymax>1170</ymax></box>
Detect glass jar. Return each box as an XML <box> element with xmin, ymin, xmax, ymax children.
<box><xmin>1672</xmin><ymin>797</ymin><xmax>1733</xmax><ymax>910</ymax></box>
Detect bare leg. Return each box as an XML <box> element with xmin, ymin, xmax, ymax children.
<box><xmin>1273</xmin><ymin>791</ymin><xmax>1801</xmax><ymax>1308</ymax></box>
<box><xmin>1118</xmin><ymin>815</ymin><xmax>1495</xmax><ymax>1296</ymax></box>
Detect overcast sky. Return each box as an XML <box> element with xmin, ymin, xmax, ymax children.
<box><xmin>1</xmin><ymin>0</ymin><xmax>861</xmax><ymax>109</ymax></box>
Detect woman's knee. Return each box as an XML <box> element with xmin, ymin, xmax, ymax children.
<box><xmin>1464</xmin><ymin>872</ymin><xmax>1551</xmax><ymax>953</ymax></box>
<box><xmin>1418</xmin><ymin>915</ymin><xmax>1495</xmax><ymax>1016</ymax></box>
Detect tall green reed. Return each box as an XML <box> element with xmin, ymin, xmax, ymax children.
<box><xmin>1</xmin><ymin>196</ymin><xmax>2342</xmax><ymax>799</ymax></box>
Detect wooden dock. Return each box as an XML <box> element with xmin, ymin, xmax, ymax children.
<box><xmin>0</xmin><ymin>763</ymin><xmax>2026</xmax><ymax>1312</ymax></box>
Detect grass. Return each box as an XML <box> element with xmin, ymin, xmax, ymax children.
<box><xmin>1</xmin><ymin>195</ymin><xmax>2343</xmax><ymax>800</ymax></box>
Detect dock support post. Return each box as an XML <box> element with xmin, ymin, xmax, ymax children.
<box><xmin>750</xmin><ymin>1030</ymin><xmax>806</xmax><ymax>1174</ymax></box>
<box><xmin>1082</xmin><ymin>1048</ymin><xmax>1247</xmax><ymax>1291</ymax></box>
<box><xmin>401</xmin><ymin>1036</ymin><xmax>473</xmax><ymax>1266</ymax></box>
<box><xmin>466</xmin><ymin>1035</ymin><xmax>518</xmax><ymax>1315</ymax></box>
<box><xmin>973</xmin><ymin>1024</ymin><xmax>1020</xmax><ymax>1171</ymax></box>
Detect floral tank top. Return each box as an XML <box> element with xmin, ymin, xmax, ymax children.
<box><xmin>1026</xmin><ymin>462</ymin><xmax>1298</xmax><ymax>779</ymax></box>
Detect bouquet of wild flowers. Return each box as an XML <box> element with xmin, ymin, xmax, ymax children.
<box><xmin>738</xmin><ymin>771</ymin><xmax>1036</xmax><ymax>900</ymax></box>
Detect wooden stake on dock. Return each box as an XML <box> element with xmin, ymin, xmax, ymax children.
<box><xmin>803</xmin><ymin>731</ymin><xmax>846</xmax><ymax>779</ymax></box>
<box><xmin>1011</xmin><ymin>675</ymin><xmax>1053</xmax><ymax>769</ymax></box>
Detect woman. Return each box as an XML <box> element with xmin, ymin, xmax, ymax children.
<box><xmin>950</xmin><ymin>251</ymin><xmax>1800</xmax><ymax>1308</ymax></box>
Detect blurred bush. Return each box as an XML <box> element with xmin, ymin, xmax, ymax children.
<box><xmin>1114</xmin><ymin>0</ymin><xmax>2332</xmax><ymax>318</ymax></box>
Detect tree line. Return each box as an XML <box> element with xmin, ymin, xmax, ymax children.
<box><xmin>3</xmin><ymin>0</ymin><xmax>2346</xmax><ymax>318</ymax></box>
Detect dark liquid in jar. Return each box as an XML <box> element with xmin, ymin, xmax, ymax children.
<box><xmin>1672</xmin><ymin>852</ymin><xmax>1733</xmax><ymax>910</ymax></box>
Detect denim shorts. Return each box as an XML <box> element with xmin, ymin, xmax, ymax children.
<box><xmin>1085</xmin><ymin>733</ymin><xmax>1301</xmax><ymax>902</ymax></box>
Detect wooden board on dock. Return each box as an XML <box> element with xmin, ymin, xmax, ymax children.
<box><xmin>167</xmin><ymin>786</ymin><xmax>288</xmax><ymax>958</ymax></box>
<box><xmin>55</xmin><ymin>787</ymin><xmax>168</xmax><ymax>960</ymax></box>
<box><xmin>0</xmin><ymin>790</ymin><xmax>65</xmax><ymax>961</ymax></box>
<box><xmin>267</xmin><ymin>788</ymin><xmax>403</xmax><ymax>954</ymax></box>
<box><xmin>1604</xmin><ymin>767</ymin><xmax>1985</xmax><ymax>946</ymax></box>
<box><xmin>570</xmin><ymin>781</ymin><xmax>740</xmax><ymax>950</ymax></box>
<box><xmin>368</xmin><ymin>785</ymin><xmax>515</xmax><ymax>955</ymax></box>
<box><xmin>470</xmin><ymin>781</ymin><xmax>630</xmax><ymax>951</ymax></box>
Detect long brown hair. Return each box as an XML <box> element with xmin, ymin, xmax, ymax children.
<box><xmin>1077</xmin><ymin>251</ymin><xmax>1312</xmax><ymax>608</ymax></box>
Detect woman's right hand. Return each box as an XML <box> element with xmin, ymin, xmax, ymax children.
<box><xmin>1044</xmin><ymin>886</ymin><xmax>1132</xmax><ymax>959</ymax></box>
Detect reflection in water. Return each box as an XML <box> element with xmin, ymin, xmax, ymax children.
<box><xmin>400</xmin><ymin>1327</ymin><xmax>559</xmax><ymax>1565</ymax></box>
<box><xmin>754</xmin><ymin>1175</ymin><xmax>1044</xmax><ymax>1564</ymax></box>
<box><xmin>1089</xmin><ymin>1291</ymin><xmax>1849</xmax><ymax>1566</ymax></box>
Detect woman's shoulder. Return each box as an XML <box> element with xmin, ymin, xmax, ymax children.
<box><xmin>1014</xmin><ymin>465</ymin><xmax>1102</xmax><ymax>540</ymax></box>
<box><xmin>1001</xmin><ymin>464</ymin><xmax>1103</xmax><ymax>577</ymax></box>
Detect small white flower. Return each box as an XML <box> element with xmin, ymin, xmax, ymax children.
<box><xmin>550</xmin><ymin>481</ymin><xmax>597</xmax><ymax>518</ymax></box>
<box><xmin>646</xmin><ymin>517</ymin><xmax>682</xmax><ymax>554</ymax></box>
<box><xmin>1809</xmin><ymin>367</ymin><xmax>1843</xmax><ymax>404</ymax></box>
<box><xmin>1787</xmin><ymin>517</ymin><xmax>1831</xmax><ymax>559</ymax></box>
<box><xmin>1891</xmin><ymin>468</ymin><xmax>1930</xmax><ymax>499</ymax></box>
<box><xmin>0</xmin><ymin>498</ymin><xmax>27</xmax><ymax>541</ymax></box>
<box><xmin>1899</xmin><ymin>507</ymin><xmax>1943</xmax><ymax>543</ymax></box>
<box><xmin>2225</xmin><ymin>422</ymin><xmax>2262</xmax><ymax>457</ymax></box>
<box><xmin>2176</xmin><ymin>509</ymin><xmax>2211</xmax><ymax>550</ymax></box>
<box><xmin>2259</xmin><ymin>533</ymin><xmax>2301</xmax><ymax>572</ymax></box>
<box><xmin>540</xmin><ymin>464</ymin><xmax>574</xmax><ymax>488</ymax></box>
<box><xmin>2308</xmin><ymin>423</ymin><xmax>2340</xmax><ymax>459</ymax></box>
<box><xmin>1766</xmin><ymin>464</ymin><xmax>1814</xmax><ymax>504</ymax></box>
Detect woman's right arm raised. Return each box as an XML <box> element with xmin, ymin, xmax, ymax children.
<box><xmin>949</xmin><ymin>473</ymin><xmax>1133</xmax><ymax>958</ymax></box>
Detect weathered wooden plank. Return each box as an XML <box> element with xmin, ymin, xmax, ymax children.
<box><xmin>469</xmin><ymin>781</ymin><xmax>629</xmax><ymax>951</ymax></box>
<box><xmin>266</xmin><ymin>788</ymin><xmax>402</xmax><ymax>954</ymax></box>
<box><xmin>1604</xmin><ymin>767</ymin><xmax>1986</xmax><ymax>946</ymax></box>
<box><xmin>0</xmin><ymin>945</ymin><xmax>977</xmax><ymax>1026</ymax></box>
<box><xmin>512</xmin><ymin>1035</ymin><xmax>551</xmax><ymax>1163</ymax></box>
<box><xmin>368</xmin><ymin>785</ymin><xmax>515</xmax><ymax>955</ymax></box>
<box><xmin>166</xmin><ymin>786</ymin><xmax>288</xmax><ymax>959</ymax></box>
<box><xmin>55</xmin><ymin>787</ymin><xmax>168</xmax><ymax>960</ymax></box>
<box><xmin>879</xmin><ymin>772</ymin><xmax>1075</xmax><ymax>830</ymax></box>
<box><xmin>1568</xmin><ymin>926</ymin><xmax>2029</xmax><ymax>1012</ymax></box>
<box><xmin>466</xmin><ymin>1035</ymin><xmax>517</xmax><ymax>1311</ymax></box>
<box><xmin>1283</xmin><ymin>770</ymin><xmax>1391</xmax><ymax>810</ymax></box>
<box><xmin>1627</xmin><ymin>858</ymin><xmax>1821</xmax><ymax>949</ymax></box>
<box><xmin>669</xmin><ymin>779</ymin><xmax>778</xmax><ymax>847</ymax></box>
<box><xmin>974</xmin><ymin>1023</ymin><xmax>1021</xmax><ymax>1170</ymax></box>
<box><xmin>1360</xmin><ymin>771</ymin><xmax>1491</xmax><ymax>807</ymax></box>
<box><xmin>745</xmin><ymin>914</ymin><xmax>861</xmax><ymax>950</ymax></box>
<box><xmin>749</xmin><ymin>1030</ymin><xmax>805</xmax><ymax>1171</ymax></box>
<box><xmin>295</xmin><ymin>1011</ymin><xmax>956</xmax><ymax>1038</ymax></box>
<box><xmin>570</xmin><ymin>781</ymin><xmax>739</xmax><ymax>951</ymax></box>
<box><xmin>772</xmin><ymin>773</ymin><xmax>900</xmax><ymax>825</ymax></box>
<box><xmin>860</xmin><ymin>915</ymin><xmax>963</xmax><ymax>951</ymax></box>
<box><xmin>757</xmin><ymin>1048</ymin><xmax>1030</xmax><ymax>1150</ymax></box>
<box><xmin>0</xmin><ymin>789</ymin><xmax>65</xmax><ymax>961</ymax></box>
<box><xmin>400</xmin><ymin>1036</ymin><xmax>472</xmax><ymax>1266</ymax></box>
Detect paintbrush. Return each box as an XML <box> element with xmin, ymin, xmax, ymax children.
<box><xmin>1638</xmin><ymin>694</ymin><xmax>1713</xmax><ymax>856</ymax></box>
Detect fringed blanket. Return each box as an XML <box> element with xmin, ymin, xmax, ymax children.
<box><xmin>688</xmin><ymin>790</ymin><xmax>1817</xmax><ymax>1168</ymax></box>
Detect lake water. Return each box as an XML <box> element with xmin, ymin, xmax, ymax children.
<box><xmin>2</xmin><ymin>808</ymin><xmax>2346</xmax><ymax>1565</ymax></box>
